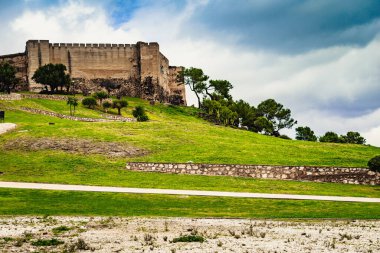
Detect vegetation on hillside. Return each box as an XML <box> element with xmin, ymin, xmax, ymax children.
<box><xmin>182</xmin><ymin>67</ymin><xmax>366</xmax><ymax>143</ymax></box>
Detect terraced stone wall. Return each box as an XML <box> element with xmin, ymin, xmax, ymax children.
<box><xmin>126</xmin><ymin>162</ymin><xmax>380</xmax><ymax>185</ymax></box>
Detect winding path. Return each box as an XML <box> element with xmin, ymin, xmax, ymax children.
<box><xmin>0</xmin><ymin>181</ymin><xmax>379</xmax><ymax>203</ymax></box>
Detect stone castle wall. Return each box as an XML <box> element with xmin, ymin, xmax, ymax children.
<box><xmin>1</xmin><ymin>40</ymin><xmax>186</xmax><ymax>104</ymax></box>
<box><xmin>126</xmin><ymin>162</ymin><xmax>380</xmax><ymax>185</ymax></box>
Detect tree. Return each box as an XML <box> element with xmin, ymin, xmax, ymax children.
<box><xmin>93</xmin><ymin>91</ymin><xmax>108</xmax><ymax>104</ymax></box>
<box><xmin>319</xmin><ymin>131</ymin><xmax>341</xmax><ymax>143</ymax></box>
<box><xmin>253</xmin><ymin>116</ymin><xmax>274</xmax><ymax>135</ymax></box>
<box><xmin>295</xmin><ymin>126</ymin><xmax>317</xmax><ymax>141</ymax></box>
<box><xmin>100</xmin><ymin>79</ymin><xmax>121</xmax><ymax>95</ymax></box>
<box><xmin>341</xmin><ymin>131</ymin><xmax>366</xmax><ymax>144</ymax></box>
<box><xmin>180</xmin><ymin>67</ymin><xmax>209</xmax><ymax>108</ymax></box>
<box><xmin>112</xmin><ymin>99</ymin><xmax>128</xmax><ymax>115</ymax></box>
<box><xmin>0</xmin><ymin>62</ymin><xmax>19</xmax><ymax>94</ymax></box>
<box><xmin>102</xmin><ymin>101</ymin><xmax>112</xmax><ymax>112</ymax></box>
<box><xmin>230</xmin><ymin>99</ymin><xmax>256</xmax><ymax>128</ymax></box>
<box><xmin>32</xmin><ymin>63</ymin><xmax>70</xmax><ymax>92</ymax></box>
<box><xmin>256</xmin><ymin>99</ymin><xmax>297</xmax><ymax>136</ymax></box>
<box><xmin>67</xmin><ymin>97</ymin><xmax>78</xmax><ymax>116</ymax></box>
<box><xmin>132</xmin><ymin>105</ymin><xmax>149</xmax><ymax>122</ymax></box>
<box><xmin>82</xmin><ymin>97</ymin><xmax>97</xmax><ymax>109</ymax></box>
<box><xmin>205</xmin><ymin>80</ymin><xmax>233</xmax><ymax>100</ymax></box>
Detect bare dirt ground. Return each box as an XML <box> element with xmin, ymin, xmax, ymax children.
<box><xmin>3</xmin><ymin>137</ymin><xmax>147</xmax><ymax>157</ymax></box>
<box><xmin>0</xmin><ymin>217</ymin><xmax>379</xmax><ymax>252</ymax></box>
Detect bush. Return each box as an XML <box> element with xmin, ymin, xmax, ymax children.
<box><xmin>82</xmin><ymin>97</ymin><xmax>97</xmax><ymax>109</ymax></box>
<box><xmin>102</xmin><ymin>101</ymin><xmax>112</xmax><ymax>112</ymax></box>
<box><xmin>368</xmin><ymin>155</ymin><xmax>380</xmax><ymax>172</ymax></box>
<box><xmin>132</xmin><ymin>106</ymin><xmax>149</xmax><ymax>122</ymax></box>
<box><xmin>93</xmin><ymin>91</ymin><xmax>108</xmax><ymax>103</ymax></box>
<box><xmin>172</xmin><ymin>235</ymin><xmax>205</xmax><ymax>243</ymax></box>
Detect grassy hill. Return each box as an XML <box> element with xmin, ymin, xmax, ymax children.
<box><xmin>1</xmin><ymin>96</ymin><xmax>379</xmax><ymax>166</ymax></box>
<box><xmin>0</xmin><ymin>95</ymin><xmax>380</xmax><ymax>218</ymax></box>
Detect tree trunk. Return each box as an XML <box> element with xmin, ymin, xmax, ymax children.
<box><xmin>195</xmin><ymin>92</ymin><xmax>201</xmax><ymax>108</ymax></box>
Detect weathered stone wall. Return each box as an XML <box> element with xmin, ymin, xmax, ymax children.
<box><xmin>20</xmin><ymin>94</ymin><xmax>74</xmax><ymax>101</ymax></box>
<box><xmin>0</xmin><ymin>53</ymin><xmax>28</xmax><ymax>89</ymax></box>
<box><xmin>126</xmin><ymin>162</ymin><xmax>380</xmax><ymax>185</ymax></box>
<box><xmin>168</xmin><ymin>66</ymin><xmax>186</xmax><ymax>105</ymax></box>
<box><xmin>0</xmin><ymin>93</ymin><xmax>22</xmax><ymax>101</ymax></box>
<box><xmin>20</xmin><ymin>107</ymin><xmax>135</xmax><ymax>122</ymax></box>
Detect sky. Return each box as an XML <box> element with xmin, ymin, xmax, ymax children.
<box><xmin>0</xmin><ymin>0</ymin><xmax>379</xmax><ymax>146</ymax></box>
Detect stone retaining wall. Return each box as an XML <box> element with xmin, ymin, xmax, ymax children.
<box><xmin>20</xmin><ymin>107</ymin><xmax>135</xmax><ymax>122</ymax></box>
<box><xmin>20</xmin><ymin>94</ymin><xmax>81</xmax><ymax>101</ymax></box>
<box><xmin>126</xmin><ymin>162</ymin><xmax>380</xmax><ymax>185</ymax></box>
<box><xmin>0</xmin><ymin>93</ymin><xmax>21</xmax><ymax>100</ymax></box>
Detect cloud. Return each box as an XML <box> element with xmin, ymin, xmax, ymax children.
<box><xmin>190</xmin><ymin>0</ymin><xmax>380</xmax><ymax>54</ymax></box>
<box><xmin>1</xmin><ymin>0</ymin><xmax>379</xmax><ymax>146</ymax></box>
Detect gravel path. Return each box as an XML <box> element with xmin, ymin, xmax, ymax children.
<box><xmin>0</xmin><ymin>123</ymin><xmax>16</xmax><ymax>134</ymax></box>
<box><xmin>1</xmin><ymin>181</ymin><xmax>379</xmax><ymax>203</ymax></box>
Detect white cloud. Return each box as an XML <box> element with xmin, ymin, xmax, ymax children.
<box><xmin>1</xmin><ymin>0</ymin><xmax>379</xmax><ymax>146</ymax></box>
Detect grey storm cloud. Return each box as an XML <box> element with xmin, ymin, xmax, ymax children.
<box><xmin>189</xmin><ymin>0</ymin><xmax>380</xmax><ymax>54</ymax></box>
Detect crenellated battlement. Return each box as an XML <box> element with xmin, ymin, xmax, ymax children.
<box><xmin>48</xmin><ymin>42</ymin><xmax>140</xmax><ymax>49</ymax></box>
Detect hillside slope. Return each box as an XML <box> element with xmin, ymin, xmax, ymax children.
<box><xmin>1</xmin><ymin>96</ymin><xmax>379</xmax><ymax>167</ymax></box>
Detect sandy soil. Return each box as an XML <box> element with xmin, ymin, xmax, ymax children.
<box><xmin>0</xmin><ymin>217</ymin><xmax>379</xmax><ymax>252</ymax></box>
<box><xmin>0</xmin><ymin>123</ymin><xmax>16</xmax><ymax>135</ymax></box>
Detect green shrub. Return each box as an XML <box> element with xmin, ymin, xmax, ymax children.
<box><xmin>368</xmin><ymin>155</ymin><xmax>380</xmax><ymax>172</ymax></box>
<box><xmin>52</xmin><ymin>225</ymin><xmax>71</xmax><ymax>234</ymax></box>
<box><xmin>172</xmin><ymin>235</ymin><xmax>205</xmax><ymax>243</ymax></box>
<box><xmin>82</xmin><ymin>97</ymin><xmax>97</xmax><ymax>109</ymax></box>
<box><xmin>32</xmin><ymin>238</ymin><xmax>64</xmax><ymax>246</ymax></box>
<box><xmin>92</xmin><ymin>91</ymin><xmax>108</xmax><ymax>103</ymax></box>
<box><xmin>102</xmin><ymin>101</ymin><xmax>112</xmax><ymax>112</ymax></box>
<box><xmin>132</xmin><ymin>105</ymin><xmax>149</xmax><ymax>122</ymax></box>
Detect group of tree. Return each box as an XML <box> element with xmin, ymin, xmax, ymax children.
<box><xmin>295</xmin><ymin>126</ymin><xmax>366</xmax><ymax>144</ymax></box>
<box><xmin>181</xmin><ymin>67</ymin><xmax>297</xmax><ymax>137</ymax></box>
<box><xmin>319</xmin><ymin>131</ymin><xmax>366</xmax><ymax>144</ymax></box>
<box><xmin>0</xmin><ymin>62</ymin><xmax>20</xmax><ymax>94</ymax></box>
<box><xmin>78</xmin><ymin>93</ymin><xmax>148</xmax><ymax>121</ymax></box>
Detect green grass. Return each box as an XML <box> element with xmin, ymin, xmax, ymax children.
<box><xmin>0</xmin><ymin>96</ymin><xmax>380</xmax><ymax>199</ymax></box>
<box><xmin>1</xmin><ymin>97</ymin><xmax>379</xmax><ymax>166</ymax></box>
<box><xmin>1</xmin><ymin>150</ymin><xmax>380</xmax><ymax>198</ymax></box>
<box><xmin>0</xmin><ymin>188</ymin><xmax>379</xmax><ymax>219</ymax></box>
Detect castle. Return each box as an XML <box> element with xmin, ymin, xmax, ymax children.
<box><xmin>0</xmin><ymin>40</ymin><xmax>186</xmax><ymax>105</ymax></box>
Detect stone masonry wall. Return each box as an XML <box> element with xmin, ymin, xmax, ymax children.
<box><xmin>126</xmin><ymin>162</ymin><xmax>380</xmax><ymax>185</ymax></box>
<box><xmin>0</xmin><ymin>93</ymin><xmax>22</xmax><ymax>101</ymax></box>
<box><xmin>20</xmin><ymin>107</ymin><xmax>135</xmax><ymax>122</ymax></box>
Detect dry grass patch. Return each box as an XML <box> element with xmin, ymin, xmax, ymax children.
<box><xmin>4</xmin><ymin>137</ymin><xmax>147</xmax><ymax>157</ymax></box>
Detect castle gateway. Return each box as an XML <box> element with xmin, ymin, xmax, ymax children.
<box><xmin>0</xmin><ymin>40</ymin><xmax>186</xmax><ymax>105</ymax></box>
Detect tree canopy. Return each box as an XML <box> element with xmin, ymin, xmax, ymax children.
<box><xmin>0</xmin><ymin>62</ymin><xmax>19</xmax><ymax>94</ymax></box>
<box><xmin>32</xmin><ymin>63</ymin><xmax>70</xmax><ymax>92</ymax></box>
<box><xmin>256</xmin><ymin>99</ymin><xmax>297</xmax><ymax>136</ymax></box>
<box><xmin>295</xmin><ymin>126</ymin><xmax>317</xmax><ymax>141</ymax></box>
<box><xmin>180</xmin><ymin>67</ymin><xmax>209</xmax><ymax>108</ymax></box>
<box><xmin>205</xmin><ymin>80</ymin><xmax>233</xmax><ymax>100</ymax></box>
